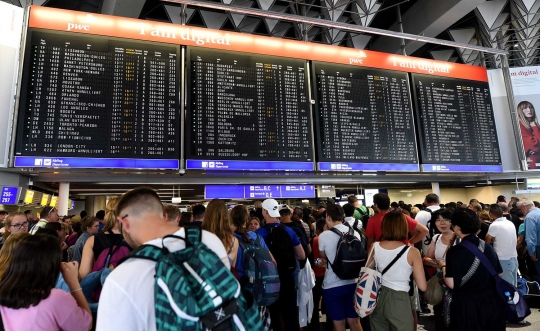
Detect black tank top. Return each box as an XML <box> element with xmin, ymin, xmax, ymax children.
<box><xmin>93</xmin><ymin>230</ymin><xmax>124</xmax><ymax>260</ymax></box>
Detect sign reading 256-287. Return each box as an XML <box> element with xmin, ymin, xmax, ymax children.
<box><xmin>1</xmin><ymin>186</ymin><xmax>20</xmax><ymax>205</ymax></box>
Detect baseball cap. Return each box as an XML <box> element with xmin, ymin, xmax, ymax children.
<box><xmin>497</xmin><ymin>195</ymin><xmax>506</xmax><ymax>203</ymax></box>
<box><xmin>262</xmin><ymin>199</ymin><xmax>280</xmax><ymax>217</ymax></box>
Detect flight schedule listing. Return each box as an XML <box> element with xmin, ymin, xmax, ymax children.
<box><xmin>412</xmin><ymin>74</ymin><xmax>501</xmax><ymax>167</ymax></box>
<box><xmin>187</xmin><ymin>48</ymin><xmax>313</xmax><ymax>162</ymax></box>
<box><xmin>16</xmin><ymin>31</ymin><xmax>180</xmax><ymax>161</ymax></box>
<box><xmin>313</xmin><ymin>62</ymin><xmax>418</xmax><ymax>167</ymax></box>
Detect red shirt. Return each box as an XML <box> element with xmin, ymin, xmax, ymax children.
<box><xmin>311</xmin><ymin>236</ymin><xmax>325</xmax><ymax>277</ymax></box>
<box><xmin>365</xmin><ymin>211</ymin><xmax>418</xmax><ymax>244</ymax></box>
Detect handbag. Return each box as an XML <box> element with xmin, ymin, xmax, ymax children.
<box><xmin>424</xmin><ymin>272</ymin><xmax>444</xmax><ymax>305</ymax></box>
<box><xmin>424</xmin><ymin>234</ymin><xmax>456</xmax><ymax>305</ymax></box>
<box><xmin>354</xmin><ymin>244</ymin><xmax>409</xmax><ymax>318</ymax></box>
<box><xmin>461</xmin><ymin>240</ymin><xmax>531</xmax><ymax>323</ymax></box>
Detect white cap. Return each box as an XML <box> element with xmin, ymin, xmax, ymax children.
<box><xmin>262</xmin><ymin>199</ymin><xmax>280</xmax><ymax>217</ymax></box>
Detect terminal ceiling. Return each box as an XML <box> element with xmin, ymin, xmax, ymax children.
<box><xmin>3</xmin><ymin>0</ymin><xmax>540</xmax><ymax>67</ymax></box>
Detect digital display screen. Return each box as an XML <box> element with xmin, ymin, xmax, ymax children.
<box><xmin>411</xmin><ymin>74</ymin><xmax>502</xmax><ymax>172</ymax></box>
<box><xmin>41</xmin><ymin>193</ymin><xmax>50</xmax><ymax>206</ymax></box>
<box><xmin>49</xmin><ymin>196</ymin><xmax>58</xmax><ymax>207</ymax></box>
<box><xmin>205</xmin><ymin>185</ymin><xmax>315</xmax><ymax>199</ymax></box>
<box><xmin>312</xmin><ymin>62</ymin><xmax>419</xmax><ymax>171</ymax></box>
<box><xmin>14</xmin><ymin>30</ymin><xmax>180</xmax><ymax>169</ymax></box>
<box><xmin>186</xmin><ymin>47</ymin><xmax>314</xmax><ymax>171</ymax></box>
<box><xmin>24</xmin><ymin>190</ymin><xmax>34</xmax><ymax>204</ymax></box>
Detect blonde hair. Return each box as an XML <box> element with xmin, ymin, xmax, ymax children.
<box><xmin>0</xmin><ymin>232</ymin><xmax>30</xmax><ymax>277</ymax></box>
<box><xmin>517</xmin><ymin>101</ymin><xmax>540</xmax><ymax>133</ymax></box>
<box><xmin>478</xmin><ymin>210</ymin><xmax>491</xmax><ymax>222</ymax></box>
<box><xmin>202</xmin><ymin>199</ymin><xmax>234</xmax><ymax>252</ymax></box>
<box><xmin>3</xmin><ymin>212</ymin><xmax>26</xmax><ymax>240</ymax></box>
<box><xmin>103</xmin><ymin>197</ymin><xmax>120</xmax><ymax>232</ymax></box>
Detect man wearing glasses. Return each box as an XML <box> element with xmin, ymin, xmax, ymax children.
<box><xmin>30</xmin><ymin>206</ymin><xmax>59</xmax><ymax>235</ymax></box>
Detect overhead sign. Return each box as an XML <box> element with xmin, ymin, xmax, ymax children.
<box><xmin>1</xmin><ymin>186</ymin><xmax>21</xmax><ymax>205</ymax></box>
<box><xmin>205</xmin><ymin>185</ymin><xmax>315</xmax><ymax>199</ymax></box>
<box><xmin>317</xmin><ymin>185</ymin><xmax>336</xmax><ymax>198</ymax></box>
<box><xmin>49</xmin><ymin>196</ymin><xmax>58</xmax><ymax>207</ymax></box>
<box><xmin>41</xmin><ymin>194</ymin><xmax>50</xmax><ymax>206</ymax></box>
<box><xmin>28</xmin><ymin>6</ymin><xmax>488</xmax><ymax>82</ymax></box>
<box><xmin>24</xmin><ymin>190</ymin><xmax>35</xmax><ymax>204</ymax></box>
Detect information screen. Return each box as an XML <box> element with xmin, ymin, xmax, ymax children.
<box><xmin>312</xmin><ymin>62</ymin><xmax>419</xmax><ymax>171</ymax></box>
<box><xmin>411</xmin><ymin>74</ymin><xmax>502</xmax><ymax>172</ymax></box>
<box><xmin>205</xmin><ymin>185</ymin><xmax>315</xmax><ymax>199</ymax></box>
<box><xmin>14</xmin><ymin>30</ymin><xmax>180</xmax><ymax>169</ymax></box>
<box><xmin>1</xmin><ymin>186</ymin><xmax>21</xmax><ymax>205</ymax></box>
<box><xmin>185</xmin><ymin>47</ymin><xmax>314</xmax><ymax>171</ymax></box>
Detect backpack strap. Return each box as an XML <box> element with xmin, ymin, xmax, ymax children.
<box><xmin>185</xmin><ymin>227</ymin><xmax>202</xmax><ymax>246</ymax></box>
<box><xmin>381</xmin><ymin>246</ymin><xmax>409</xmax><ymax>275</ymax></box>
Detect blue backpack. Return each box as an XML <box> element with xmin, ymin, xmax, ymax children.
<box><xmin>125</xmin><ymin>227</ymin><xmax>263</xmax><ymax>331</ymax></box>
<box><xmin>238</xmin><ymin>235</ymin><xmax>280</xmax><ymax>306</ymax></box>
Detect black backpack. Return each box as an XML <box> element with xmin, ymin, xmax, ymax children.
<box><xmin>284</xmin><ymin>222</ymin><xmax>309</xmax><ymax>268</ymax></box>
<box><xmin>265</xmin><ymin>224</ymin><xmax>297</xmax><ymax>273</ymax></box>
<box><xmin>355</xmin><ymin>207</ymin><xmax>370</xmax><ymax>230</ymax></box>
<box><xmin>328</xmin><ymin>226</ymin><xmax>366</xmax><ymax>280</ymax></box>
<box><xmin>346</xmin><ymin>220</ymin><xmax>367</xmax><ymax>251</ymax></box>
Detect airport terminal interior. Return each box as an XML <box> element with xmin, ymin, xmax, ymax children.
<box><xmin>2</xmin><ymin>0</ymin><xmax>540</xmax><ymax>330</ymax></box>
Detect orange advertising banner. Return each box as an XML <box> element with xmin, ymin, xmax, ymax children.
<box><xmin>29</xmin><ymin>6</ymin><xmax>488</xmax><ymax>82</ymax></box>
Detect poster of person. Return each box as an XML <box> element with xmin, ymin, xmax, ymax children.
<box><xmin>510</xmin><ymin>67</ymin><xmax>540</xmax><ymax>170</ymax></box>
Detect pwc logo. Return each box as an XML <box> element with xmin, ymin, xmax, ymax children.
<box><xmin>349</xmin><ymin>51</ymin><xmax>367</xmax><ymax>64</ymax></box>
<box><xmin>67</xmin><ymin>14</ymin><xmax>95</xmax><ymax>32</ymax></box>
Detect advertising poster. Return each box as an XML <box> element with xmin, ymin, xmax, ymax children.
<box><xmin>509</xmin><ymin>67</ymin><xmax>540</xmax><ymax>170</ymax></box>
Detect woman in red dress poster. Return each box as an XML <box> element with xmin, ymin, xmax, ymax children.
<box><xmin>518</xmin><ymin>101</ymin><xmax>540</xmax><ymax>169</ymax></box>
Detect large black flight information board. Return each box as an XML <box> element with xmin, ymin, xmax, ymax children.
<box><xmin>185</xmin><ymin>48</ymin><xmax>314</xmax><ymax>171</ymax></box>
<box><xmin>14</xmin><ymin>30</ymin><xmax>180</xmax><ymax>169</ymax></box>
<box><xmin>411</xmin><ymin>74</ymin><xmax>502</xmax><ymax>172</ymax></box>
<box><xmin>312</xmin><ymin>62</ymin><xmax>419</xmax><ymax>171</ymax></box>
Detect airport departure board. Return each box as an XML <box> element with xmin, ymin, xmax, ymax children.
<box><xmin>186</xmin><ymin>47</ymin><xmax>313</xmax><ymax>169</ymax></box>
<box><xmin>312</xmin><ymin>62</ymin><xmax>418</xmax><ymax>171</ymax></box>
<box><xmin>14</xmin><ymin>30</ymin><xmax>180</xmax><ymax>168</ymax></box>
<box><xmin>411</xmin><ymin>74</ymin><xmax>502</xmax><ymax>171</ymax></box>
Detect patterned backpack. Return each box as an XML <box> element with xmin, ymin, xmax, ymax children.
<box><xmin>126</xmin><ymin>227</ymin><xmax>263</xmax><ymax>331</ymax></box>
<box><xmin>238</xmin><ymin>235</ymin><xmax>280</xmax><ymax>306</ymax></box>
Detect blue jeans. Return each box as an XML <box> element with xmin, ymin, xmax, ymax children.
<box><xmin>55</xmin><ymin>271</ymin><xmax>101</xmax><ymax>312</ymax></box>
<box><xmin>500</xmin><ymin>257</ymin><xmax>518</xmax><ymax>286</ymax></box>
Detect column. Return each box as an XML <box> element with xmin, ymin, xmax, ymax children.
<box><xmin>431</xmin><ymin>182</ymin><xmax>441</xmax><ymax>202</ymax></box>
<box><xmin>57</xmin><ymin>182</ymin><xmax>70</xmax><ymax>216</ymax></box>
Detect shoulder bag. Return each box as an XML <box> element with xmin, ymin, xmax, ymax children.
<box><xmin>461</xmin><ymin>240</ymin><xmax>531</xmax><ymax>323</ymax></box>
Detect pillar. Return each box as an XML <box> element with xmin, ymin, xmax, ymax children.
<box><xmin>57</xmin><ymin>182</ymin><xmax>70</xmax><ymax>216</ymax></box>
<box><xmin>431</xmin><ymin>182</ymin><xmax>441</xmax><ymax>202</ymax></box>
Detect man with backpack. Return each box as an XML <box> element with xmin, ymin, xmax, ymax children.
<box><xmin>256</xmin><ymin>198</ymin><xmax>305</xmax><ymax>331</ymax></box>
<box><xmin>280</xmin><ymin>204</ymin><xmax>311</xmax><ymax>261</ymax></box>
<box><xmin>97</xmin><ymin>188</ymin><xmax>262</xmax><ymax>331</ymax></box>
<box><xmin>343</xmin><ymin>203</ymin><xmax>362</xmax><ymax>240</ymax></box>
<box><xmin>318</xmin><ymin>203</ymin><xmax>363</xmax><ymax>331</ymax></box>
<box><xmin>415</xmin><ymin>193</ymin><xmax>441</xmax><ymax>253</ymax></box>
<box><xmin>348</xmin><ymin>195</ymin><xmax>369</xmax><ymax>224</ymax></box>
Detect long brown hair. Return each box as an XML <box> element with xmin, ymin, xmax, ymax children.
<box><xmin>518</xmin><ymin>101</ymin><xmax>540</xmax><ymax>133</ymax></box>
<box><xmin>3</xmin><ymin>212</ymin><xmax>26</xmax><ymax>240</ymax></box>
<box><xmin>0</xmin><ymin>234</ymin><xmax>61</xmax><ymax>308</ymax></box>
<box><xmin>230</xmin><ymin>205</ymin><xmax>249</xmax><ymax>243</ymax></box>
<box><xmin>0</xmin><ymin>232</ymin><xmax>30</xmax><ymax>277</ymax></box>
<box><xmin>382</xmin><ymin>210</ymin><xmax>408</xmax><ymax>241</ymax></box>
<box><xmin>202</xmin><ymin>199</ymin><xmax>233</xmax><ymax>251</ymax></box>
<box><xmin>103</xmin><ymin>197</ymin><xmax>119</xmax><ymax>232</ymax></box>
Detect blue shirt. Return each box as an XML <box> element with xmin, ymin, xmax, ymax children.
<box><xmin>256</xmin><ymin>223</ymin><xmax>301</xmax><ymax>247</ymax></box>
<box><xmin>525</xmin><ymin>207</ymin><xmax>540</xmax><ymax>256</ymax></box>
<box><xmin>233</xmin><ymin>231</ymin><xmax>269</xmax><ymax>278</ymax></box>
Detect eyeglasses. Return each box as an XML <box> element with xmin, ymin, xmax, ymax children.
<box><xmin>120</xmin><ymin>214</ymin><xmax>129</xmax><ymax>220</ymax></box>
<box><xmin>11</xmin><ymin>222</ymin><xmax>28</xmax><ymax>229</ymax></box>
<box><xmin>435</xmin><ymin>218</ymin><xmax>450</xmax><ymax>223</ymax></box>
<box><xmin>48</xmin><ymin>208</ymin><xmax>56</xmax><ymax>216</ymax></box>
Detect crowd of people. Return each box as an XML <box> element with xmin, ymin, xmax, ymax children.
<box><xmin>0</xmin><ymin>189</ymin><xmax>537</xmax><ymax>331</ymax></box>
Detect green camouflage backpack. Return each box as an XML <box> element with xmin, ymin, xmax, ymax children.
<box><xmin>127</xmin><ymin>227</ymin><xmax>263</xmax><ymax>331</ymax></box>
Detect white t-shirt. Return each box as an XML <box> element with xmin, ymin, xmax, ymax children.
<box><xmin>318</xmin><ymin>224</ymin><xmax>357</xmax><ymax>289</ymax></box>
<box><xmin>344</xmin><ymin>217</ymin><xmax>362</xmax><ymax>240</ymax></box>
<box><xmin>96</xmin><ymin>228</ymin><xmax>229</xmax><ymax>331</ymax></box>
<box><xmin>415</xmin><ymin>206</ymin><xmax>440</xmax><ymax>252</ymax></box>
<box><xmin>487</xmin><ymin>217</ymin><xmax>518</xmax><ymax>260</ymax></box>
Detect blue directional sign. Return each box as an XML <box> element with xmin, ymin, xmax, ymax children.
<box><xmin>1</xmin><ymin>186</ymin><xmax>21</xmax><ymax>205</ymax></box>
<box><xmin>205</xmin><ymin>185</ymin><xmax>315</xmax><ymax>199</ymax></box>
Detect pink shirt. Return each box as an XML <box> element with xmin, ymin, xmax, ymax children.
<box><xmin>0</xmin><ymin>289</ymin><xmax>91</xmax><ymax>331</ymax></box>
